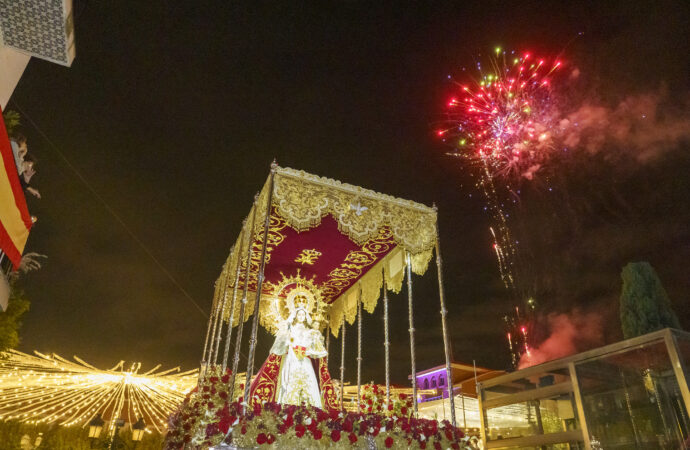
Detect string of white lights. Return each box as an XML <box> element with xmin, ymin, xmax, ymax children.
<box><xmin>0</xmin><ymin>350</ymin><xmax>197</xmax><ymax>431</ymax></box>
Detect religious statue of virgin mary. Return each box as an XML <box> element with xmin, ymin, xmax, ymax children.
<box><xmin>247</xmin><ymin>287</ymin><xmax>339</xmax><ymax>411</ymax></box>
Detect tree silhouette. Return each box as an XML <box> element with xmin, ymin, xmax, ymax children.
<box><xmin>620</xmin><ymin>261</ymin><xmax>681</xmax><ymax>339</ymax></box>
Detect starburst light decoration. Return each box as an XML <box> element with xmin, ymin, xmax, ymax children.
<box><xmin>0</xmin><ymin>350</ymin><xmax>197</xmax><ymax>433</ymax></box>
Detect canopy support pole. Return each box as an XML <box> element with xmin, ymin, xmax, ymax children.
<box><xmin>230</xmin><ymin>195</ymin><xmax>258</xmax><ymax>401</ymax></box>
<box><xmin>340</xmin><ymin>321</ymin><xmax>346</xmax><ymax>410</ymax></box>
<box><xmin>356</xmin><ymin>284</ymin><xmax>363</xmax><ymax>413</ymax></box>
<box><xmin>212</xmin><ymin>263</ymin><xmax>232</xmax><ymax>365</ymax></box>
<box><xmin>406</xmin><ymin>251</ymin><xmax>418</xmax><ymax>416</ymax></box>
<box><xmin>243</xmin><ymin>167</ymin><xmax>276</xmax><ymax>409</ymax></box>
<box><xmin>222</xmin><ymin>226</ymin><xmax>245</xmax><ymax>372</ymax></box>
<box><xmin>383</xmin><ymin>271</ymin><xmax>391</xmax><ymax>406</ymax></box>
<box><xmin>206</xmin><ymin>293</ymin><xmax>223</xmax><ymax>373</ymax></box>
<box><xmin>199</xmin><ymin>297</ymin><xmax>216</xmax><ymax>380</ymax></box>
<box><xmin>434</xmin><ymin>211</ymin><xmax>457</xmax><ymax>427</ymax></box>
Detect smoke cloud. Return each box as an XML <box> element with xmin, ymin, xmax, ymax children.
<box><xmin>558</xmin><ymin>93</ymin><xmax>690</xmax><ymax>162</ymax></box>
<box><xmin>518</xmin><ymin>309</ymin><xmax>605</xmax><ymax>369</ymax></box>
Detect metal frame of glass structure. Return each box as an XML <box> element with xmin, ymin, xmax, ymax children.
<box><xmin>477</xmin><ymin>328</ymin><xmax>690</xmax><ymax>449</ymax></box>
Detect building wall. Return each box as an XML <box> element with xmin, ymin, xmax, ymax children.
<box><xmin>0</xmin><ymin>45</ymin><xmax>30</xmax><ymax>110</ymax></box>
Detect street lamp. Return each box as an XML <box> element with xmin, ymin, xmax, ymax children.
<box><xmin>88</xmin><ymin>414</ymin><xmax>105</xmax><ymax>438</ymax></box>
<box><xmin>88</xmin><ymin>414</ymin><xmax>104</xmax><ymax>448</ymax></box>
<box><xmin>131</xmin><ymin>417</ymin><xmax>146</xmax><ymax>445</ymax></box>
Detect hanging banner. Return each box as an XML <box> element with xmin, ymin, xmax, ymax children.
<box><xmin>0</xmin><ymin>106</ymin><xmax>32</xmax><ymax>268</ymax></box>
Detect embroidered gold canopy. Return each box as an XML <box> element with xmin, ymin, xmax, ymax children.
<box><xmin>213</xmin><ymin>166</ymin><xmax>438</xmax><ymax>337</ymax></box>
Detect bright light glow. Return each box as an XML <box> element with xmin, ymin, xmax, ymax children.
<box><xmin>0</xmin><ymin>350</ymin><xmax>198</xmax><ymax>433</ymax></box>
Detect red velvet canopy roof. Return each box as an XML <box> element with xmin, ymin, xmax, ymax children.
<box><xmin>215</xmin><ymin>166</ymin><xmax>438</xmax><ymax>335</ymax></box>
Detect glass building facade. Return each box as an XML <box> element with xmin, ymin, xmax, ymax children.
<box><xmin>477</xmin><ymin>328</ymin><xmax>690</xmax><ymax>449</ymax></box>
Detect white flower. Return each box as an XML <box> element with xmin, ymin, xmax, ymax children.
<box><xmin>233</xmin><ymin>417</ymin><xmax>239</xmax><ymax>426</ymax></box>
<box><xmin>304</xmin><ymin>417</ymin><xmax>312</xmax><ymax>425</ymax></box>
<box><xmin>369</xmin><ymin>427</ymin><xmax>374</xmax><ymax>433</ymax></box>
<box><xmin>420</xmin><ymin>435</ymin><xmax>426</xmax><ymax>441</ymax></box>
<box><xmin>380</xmin><ymin>426</ymin><xmax>386</xmax><ymax>433</ymax></box>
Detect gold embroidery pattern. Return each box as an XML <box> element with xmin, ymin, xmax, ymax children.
<box><xmin>294</xmin><ymin>249</ymin><xmax>322</xmax><ymax>265</ymax></box>
<box><xmin>319</xmin><ymin>358</ymin><xmax>339</xmax><ymax>412</ymax></box>
<box><xmin>224</xmin><ymin>215</ymin><xmax>289</xmax><ymax>325</ymax></box>
<box><xmin>320</xmin><ymin>227</ymin><xmax>394</xmax><ymax>302</ymax></box>
<box><xmin>248</xmin><ymin>353</ymin><xmax>282</xmax><ymax>408</ymax></box>
<box><xmin>272</xmin><ymin>167</ymin><xmax>437</xmax><ymax>254</ymax></box>
<box><xmin>281</xmin><ymin>358</ymin><xmax>319</xmax><ymax>407</ymax></box>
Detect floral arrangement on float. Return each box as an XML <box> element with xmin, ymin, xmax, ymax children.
<box><xmin>359</xmin><ymin>383</ymin><xmax>414</xmax><ymax>417</ymax></box>
<box><xmin>165</xmin><ymin>375</ymin><xmax>472</xmax><ymax>449</ymax></box>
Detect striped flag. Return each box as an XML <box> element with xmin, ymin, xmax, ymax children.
<box><xmin>0</xmin><ymin>106</ymin><xmax>32</xmax><ymax>268</ymax></box>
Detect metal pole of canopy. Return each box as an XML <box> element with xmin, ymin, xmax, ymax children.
<box><xmin>212</xmin><ymin>262</ymin><xmax>232</xmax><ymax>365</ymax></box>
<box><xmin>230</xmin><ymin>195</ymin><xmax>258</xmax><ymax>401</ymax></box>
<box><xmin>243</xmin><ymin>167</ymin><xmax>276</xmax><ymax>408</ymax></box>
<box><xmin>199</xmin><ymin>296</ymin><xmax>216</xmax><ymax>381</ymax></box>
<box><xmin>356</xmin><ymin>284</ymin><xmax>363</xmax><ymax>413</ymax></box>
<box><xmin>383</xmin><ymin>269</ymin><xmax>391</xmax><ymax>406</ymax></box>
<box><xmin>205</xmin><ymin>289</ymin><xmax>223</xmax><ymax>374</ymax></box>
<box><xmin>222</xmin><ymin>226</ymin><xmax>245</xmax><ymax>372</ymax></box>
<box><xmin>340</xmin><ymin>321</ymin><xmax>346</xmax><ymax>410</ymax></box>
<box><xmin>405</xmin><ymin>251</ymin><xmax>418</xmax><ymax>416</ymax></box>
<box><xmin>434</xmin><ymin>208</ymin><xmax>457</xmax><ymax>427</ymax></box>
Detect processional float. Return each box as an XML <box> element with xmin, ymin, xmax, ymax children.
<box><xmin>170</xmin><ymin>163</ymin><xmax>466</xmax><ymax>448</ymax></box>
<box><xmin>201</xmin><ymin>162</ymin><xmax>455</xmax><ymax>419</ymax></box>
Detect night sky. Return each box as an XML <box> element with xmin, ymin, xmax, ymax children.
<box><xmin>8</xmin><ymin>1</ymin><xmax>689</xmax><ymax>384</ymax></box>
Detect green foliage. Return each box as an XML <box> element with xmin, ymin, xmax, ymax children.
<box><xmin>2</xmin><ymin>110</ymin><xmax>21</xmax><ymax>137</ymax></box>
<box><xmin>620</xmin><ymin>262</ymin><xmax>681</xmax><ymax>339</ymax></box>
<box><xmin>0</xmin><ymin>284</ymin><xmax>30</xmax><ymax>353</ymax></box>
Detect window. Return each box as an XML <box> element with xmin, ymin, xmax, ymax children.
<box><xmin>439</xmin><ymin>376</ymin><xmax>445</xmax><ymax>386</ymax></box>
<box><xmin>424</xmin><ymin>379</ymin><xmax>429</xmax><ymax>389</ymax></box>
<box><xmin>431</xmin><ymin>378</ymin><xmax>437</xmax><ymax>388</ymax></box>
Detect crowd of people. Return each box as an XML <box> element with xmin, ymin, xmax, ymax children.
<box><xmin>10</xmin><ymin>133</ymin><xmax>40</xmax><ymax>200</ymax></box>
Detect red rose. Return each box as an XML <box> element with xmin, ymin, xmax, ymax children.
<box><xmin>241</xmin><ymin>426</ymin><xmax>247</xmax><ymax>434</ymax></box>
<box><xmin>221</xmin><ymin>373</ymin><xmax>230</xmax><ymax>383</ymax></box>
<box><xmin>445</xmin><ymin>429</ymin><xmax>453</xmax><ymax>440</ymax></box>
<box><xmin>451</xmin><ymin>443</ymin><xmax>459</xmax><ymax>450</ymax></box>
<box><xmin>385</xmin><ymin>437</ymin><xmax>394</xmax><ymax>448</ymax></box>
<box><xmin>267</xmin><ymin>434</ymin><xmax>276</xmax><ymax>444</ymax></box>
<box><xmin>401</xmin><ymin>407</ymin><xmax>408</xmax><ymax>415</ymax></box>
<box><xmin>367</xmin><ymin>399</ymin><xmax>373</xmax><ymax>406</ymax></box>
<box><xmin>219</xmin><ymin>391</ymin><xmax>228</xmax><ymax>399</ymax></box>
<box><xmin>419</xmin><ymin>442</ymin><xmax>427</xmax><ymax>449</ymax></box>
<box><xmin>295</xmin><ymin>424</ymin><xmax>306</xmax><ymax>437</ymax></box>
<box><xmin>218</xmin><ymin>415</ymin><xmax>232</xmax><ymax>434</ymax></box>
<box><xmin>331</xmin><ymin>429</ymin><xmax>341</xmax><ymax>442</ymax></box>
<box><xmin>387</xmin><ymin>403</ymin><xmax>393</xmax><ymax>411</ymax></box>
<box><xmin>312</xmin><ymin>429</ymin><xmax>323</xmax><ymax>440</ymax></box>
<box><xmin>348</xmin><ymin>432</ymin><xmax>358</xmax><ymax>444</ymax></box>
<box><xmin>399</xmin><ymin>393</ymin><xmax>407</xmax><ymax>400</ymax></box>
<box><xmin>256</xmin><ymin>433</ymin><xmax>267</xmax><ymax>445</ymax></box>
<box><xmin>343</xmin><ymin>420</ymin><xmax>353</xmax><ymax>432</ymax></box>
<box><xmin>434</xmin><ymin>441</ymin><xmax>441</xmax><ymax>450</ymax></box>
